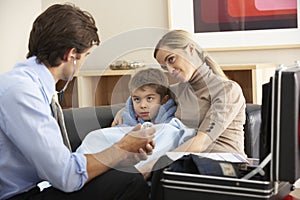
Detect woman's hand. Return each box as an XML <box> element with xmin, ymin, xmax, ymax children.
<box><xmin>111</xmin><ymin>107</ymin><xmax>125</xmax><ymax>126</ymax></box>
<box><xmin>137</xmin><ymin>158</ymin><xmax>158</xmax><ymax>180</ymax></box>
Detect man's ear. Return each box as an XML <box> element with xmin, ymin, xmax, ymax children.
<box><xmin>161</xmin><ymin>95</ymin><xmax>169</xmax><ymax>104</ymax></box>
<box><xmin>64</xmin><ymin>48</ymin><xmax>77</xmax><ymax>61</ymax></box>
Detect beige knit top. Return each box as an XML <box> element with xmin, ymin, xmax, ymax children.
<box><xmin>170</xmin><ymin>63</ymin><xmax>247</xmax><ymax>157</ymax></box>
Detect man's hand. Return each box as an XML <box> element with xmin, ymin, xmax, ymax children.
<box><xmin>115</xmin><ymin>124</ymin><xmax>155</xmax><ymax>166</ymax></box>
<box><xmin>85</xmin><ymin>124</ymin><xmax>155</xmax><ymax>182</ymax></box>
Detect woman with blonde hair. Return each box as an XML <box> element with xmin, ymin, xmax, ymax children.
<box><xmin>112</xmin><ymin>30</ymin><xmax>246</xmax><ymax>199</ymax></box>
<box><xmin>153</xmin><ymin>29</ymin><xmax>245</xmax><ymax>155</ymax></box>
<box><xmin>113</xmin><ymin>29</ymin><xmax>246</xmax><ymax>160</ymax></box>
<box><xmin>154</xmin><ymin>29</ymin><xmax>228</xmax><ymax>80</ymax></box>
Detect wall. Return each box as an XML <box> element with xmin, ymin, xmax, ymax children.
<box><xmin>41</xmin><ymin>0</ymin><xmax>169</xmax><ymax>70</ymax></box>
<box><xmin>42</xmin><ymin>0</ymin><xmax>168</xmax><ymax>39</ymax></box>
<box><xmin>210</xmin><ymin>47</ymin><xmax>300</xmax><ymax>67</ymax></box>
<box><xmin>0</xmin><ymin>0</ymin><xmax>41</xmax><ymax>74</ymax></box>
<box><xmin>1</xmin><ymin>0</ymin><xmax>299</xmax><ymax>74</ymax></box>
<box><xmin>41</xmin><ymin>0</ymin><xmax>300</xmax><ymax>69</ymax></box>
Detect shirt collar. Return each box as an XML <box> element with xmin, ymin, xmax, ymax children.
<box><xmin>14</xmin><ymin>56</ymin><xmax>56</xmax><ymax>104</ymax></box>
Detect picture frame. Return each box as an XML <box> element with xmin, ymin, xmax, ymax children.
<box><xmin>168</xmin><ymin>0</ymin><xmax>300</xmax><ymax>50</ymax></box>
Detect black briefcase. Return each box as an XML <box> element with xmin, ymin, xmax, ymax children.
<box><xmin>161</xmin><ymin>169</ymin><xmax>291</xmax><ymax>200</ymax></box>
<box><xmin>160</xmin><ymin>154</ymin><xmax>292</xmax><ymax>200</ymax></box>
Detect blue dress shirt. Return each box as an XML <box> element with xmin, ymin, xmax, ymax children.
<box><xmin>0</xmin><ymin>57</ymin><xmax>88</xmax><ymax>199</ymax></box>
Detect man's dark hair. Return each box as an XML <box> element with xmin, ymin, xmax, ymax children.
<box><xmin>27</xmin><ymin>4</ymin><xmax>100</xmax><ymax>66</ymax></box>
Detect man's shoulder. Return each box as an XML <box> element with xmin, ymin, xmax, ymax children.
<box><xmin>0</xmin><ymin>69</ymin><xmax>42</xmax><ymax>105</ymax></box>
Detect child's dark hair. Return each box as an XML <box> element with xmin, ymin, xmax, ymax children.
<box><xmin>128</xmin><ymin>68</ymin><xmax>170</xmax><ymax>99</ymax></box>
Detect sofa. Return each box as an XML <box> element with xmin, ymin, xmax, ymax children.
<box><xmin>63</xmin><ymin>103</ymin><xmax>262</xmax><ymax>159</ymax></box>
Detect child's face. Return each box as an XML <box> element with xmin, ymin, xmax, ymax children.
<box><xmin>131</xmin><ymin>86</ymin><xmax>163</xmax><ymax>121</ymax></box>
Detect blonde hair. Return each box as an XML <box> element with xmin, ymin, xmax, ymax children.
<box><xmin>154</xmin><ymin>30</ymin><xmax>227</xmax><ymax>79</ymax></box>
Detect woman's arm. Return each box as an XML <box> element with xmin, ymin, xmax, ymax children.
<box><xmin>174</xmin><ymin>130</ymin><xmax>213</xmax><ymax>153</ymax></box>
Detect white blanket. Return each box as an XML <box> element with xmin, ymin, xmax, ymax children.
<box><xmin>76</xmin><ymin>118</ymin><xmax>195</xmax><ymax>168</ymax></box>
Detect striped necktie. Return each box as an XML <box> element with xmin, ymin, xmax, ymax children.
<box><xmin>50</xmin><ymin>92</ymin><xmax>72</xmax><ymax>151</ymax></box>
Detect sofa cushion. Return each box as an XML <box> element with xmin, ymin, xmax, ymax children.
<box><xmin>244</xmin><ymin>104</ymin><xmax>261</xmax><ymax>159</ymax></box>
<box><xmin>63</xmin><ymin>104</ymin><xmax>124</xmax><ymax>151</ymax></box>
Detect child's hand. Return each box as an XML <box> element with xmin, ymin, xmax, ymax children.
<box><xmin>111</xmin><ymin>107</ymin><xmax>125</xmax><ymax>126</ymax></box>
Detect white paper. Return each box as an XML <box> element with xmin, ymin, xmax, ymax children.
<box><xmin>166</xmin><ymin>152</ymin><xmax>248</xmax><ymax>163</ymax></box>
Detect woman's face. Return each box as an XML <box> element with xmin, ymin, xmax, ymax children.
<box><xmin>155</xmin><ymin>47</ymin><xmax>197</xmax><ymax>83</ymax></box>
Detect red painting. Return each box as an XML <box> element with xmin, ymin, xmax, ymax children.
<box><xmin>193</xmin><ymin>0</ymin><xmax>297</xmax><ymax>33</ymax></box>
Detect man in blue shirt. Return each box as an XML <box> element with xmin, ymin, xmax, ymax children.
<box><xmin>0</xmin><ymin>4</ymin><xmax>155</xmax><ymax>200</ymax></box>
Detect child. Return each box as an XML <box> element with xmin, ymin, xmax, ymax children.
<box><xmin>77</xmin><ymin>68</ymin><xmax>194</xmax><ymax>175</ymax></box>
<box><xmin>122</xmin><ymin>67</ymin><xmax>177</xmax><ymax>126</ymax></box>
